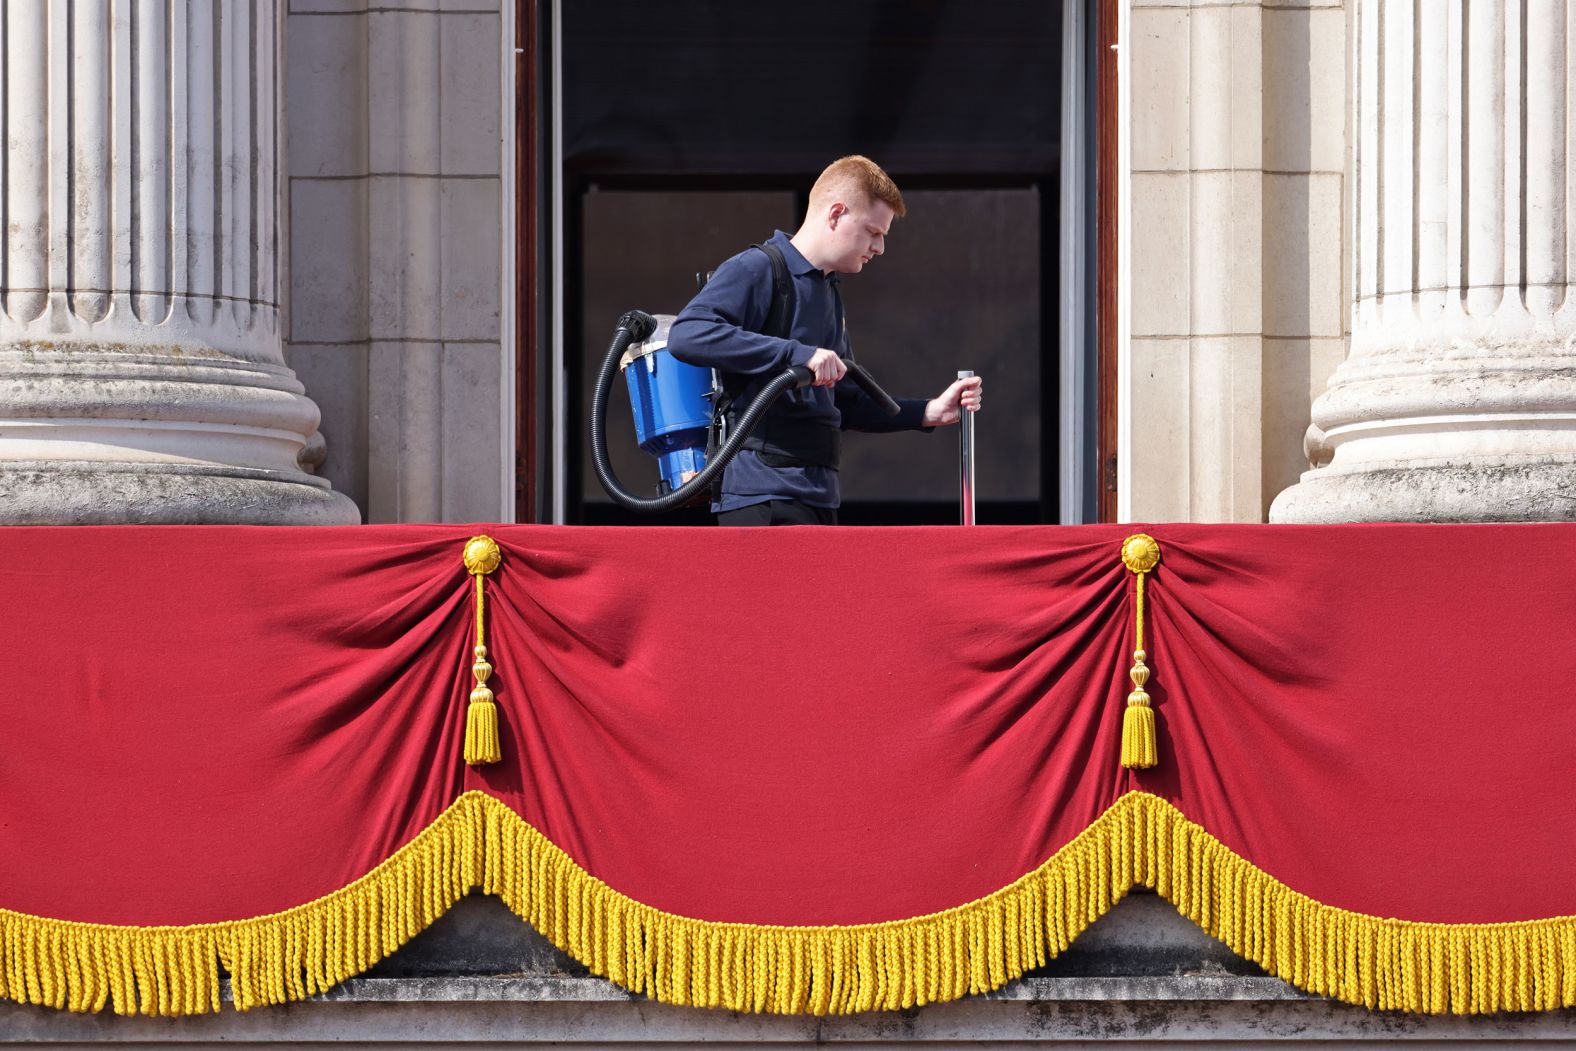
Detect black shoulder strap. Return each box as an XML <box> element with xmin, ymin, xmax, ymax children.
<box><xmin>751</xmin><ymin>243</ymin><xmax>794</xmax><ymax>341</ymax></box>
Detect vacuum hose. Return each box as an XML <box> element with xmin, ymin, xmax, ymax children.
<box><xmin>590</xmin><ymin>310</ymin><xmax>901</xmax><ymax>514</ymax></box>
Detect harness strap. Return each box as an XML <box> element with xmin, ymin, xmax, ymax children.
<box><xmin>714</xmin><ymin>242</ymin><xmax>841</xmax><ymax>475</ymax></box>
<box><xmin>753</xmin><ymin>243</ymin><xmax>795</xmax><ymax>341</ymax></box>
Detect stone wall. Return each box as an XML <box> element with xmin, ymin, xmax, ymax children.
<box><xmin>284</xmin><ymin>0</ymin><xmax>508</xmax><ymax>523</ymax></box>
<box><xmin>1127</xmin><ymin>0</ymin><xmax>1348</xmax><ymax>522</ymax></box>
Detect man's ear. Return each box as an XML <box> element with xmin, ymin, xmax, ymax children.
<box><xmin>827</xmin><ymin>201</ymin><xmax>848</xmax><ymax>228</ymax></box>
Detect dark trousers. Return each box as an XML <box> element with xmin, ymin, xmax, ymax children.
<box><xmin>716</xmin><ymin>500</ymin><xmax>838</xmax><ymax>526</ymax></box>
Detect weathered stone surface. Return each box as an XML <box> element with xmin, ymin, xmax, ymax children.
<box><xmin>0</xmin><ymin>463</ymin><xmax>355</xmax><ymax>525</ymax></box>
<box><xmin>1272</xmin><ymin>342</ymin><xmax>1576</xmax><ymax>522</ymax></box>
<box><xmin>1273</xmin><ymin>0</ymin><xmax>1576</xmax><ymax>524</ymax></box>
<box><xmin>1271</xmin><ymin>461</ymin><xmax>1576</xmax><ymax>524</ymax></box>
<box><xmin>0</xmin><ymin>5</ymin><xmax>358</xmax><ymax>526</ymax></box>
<box><xmin>5</xmin><ymin>974</ymin><xmax>1576</xmax><ymax>1045</ymax></box>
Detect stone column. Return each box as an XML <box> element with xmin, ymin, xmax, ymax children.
<box><xmin>1272</xmin><ymin>0</ymin><xmax>1576</xmax><ymax>523</ymax></box>
<box><xmin>0</xmin><ymin>1</ymin><xmax>358</xmax><ymax>524</ymax></box>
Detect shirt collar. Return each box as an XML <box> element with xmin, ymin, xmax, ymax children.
<box><xmin>770</xmin><ymin>230</ymin><xmax>824</xmax><ymax>278</ymax></box>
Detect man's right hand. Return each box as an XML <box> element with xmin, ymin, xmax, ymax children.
<box><xmin>805</xmin><ymin>348</ymin><xmax>847</xmax><ymax>387</ymax></box>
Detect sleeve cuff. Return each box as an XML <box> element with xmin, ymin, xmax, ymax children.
<box><xmin>785</xmin><ymin>341</ymin><xmax>818</xmax><ymax>368</ymax></box>
<box><xmin>899</xmin><ymin>398</ymin><xmax>933</xmax><ymax>431</ymax></box>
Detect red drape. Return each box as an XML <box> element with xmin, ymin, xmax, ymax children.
<box><xmin>2</xmin><ymin>523</ymin><xmax>1573</xmax><ymax>1008</ymax></box>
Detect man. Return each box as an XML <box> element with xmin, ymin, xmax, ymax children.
<box><xmin>668</xmin><ymin>155</ymin><xmax>983</xmax><ymax>526</ymax></box>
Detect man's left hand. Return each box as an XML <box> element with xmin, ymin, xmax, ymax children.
<box><xmin>922</xmin><ymin>375</ymin><xmax>983</xmax><ymax>427</ymax></box>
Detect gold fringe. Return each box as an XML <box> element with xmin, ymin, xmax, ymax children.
<box><xmin>5</xmin><ymin>791</ymin><xmax>1576</xmax><ymax>1016</ymax></box>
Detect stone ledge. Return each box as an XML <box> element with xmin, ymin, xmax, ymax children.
<box><xmin>312</xmin><ymin>973</ymin><xmax>1310</xmax><ymax>1004</ymax></box>
<box><xmin>5</xmin><ymin>978</ymin><xmax>1576</xmax><ymax>1045</ymax></box>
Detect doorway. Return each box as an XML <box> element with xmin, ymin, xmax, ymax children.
<box><xmin>516</xmin><ymin>0</ymin><xmax>1109</xmax><ymax>525</ymax></box>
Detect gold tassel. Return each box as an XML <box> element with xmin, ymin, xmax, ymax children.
<box><xmin>465</xmin><ymin>679</ymin><xmax>501</xmax><ymax>766</ymax></box>
<box><xmin>1120</xmin><ymin>534</ymin><xmax>1161</xmax><ymax>770</ymax></box>
<box><xmin>1122</xmin><ymin>669</ymin><xmax>1157</xmax><ymax>768</ymax></box>
<box><xmin>462</xmin><ymin>536</ymin><xmax>503</xmax><ymax>766</ymax></box>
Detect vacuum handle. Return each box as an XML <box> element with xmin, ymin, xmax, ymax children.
<box><xmin>845</xmin><ymin>360</ymin><xmax>902</xmax><ymax>417</ymax></box>
<box><xmin>958</xmin><ymin>370</ymin><xmax>977</xmax><ymax>526</ymax></box>
<box><xmin>787</xmin><ymin>360</ymin><xmax>899</xmax><ymax>417</ymax></box>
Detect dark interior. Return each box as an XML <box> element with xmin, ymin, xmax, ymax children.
<box><xmin>563</xmin><ymin>0</ymin><xmax>1064</xmax><ymax>524</ymax></box>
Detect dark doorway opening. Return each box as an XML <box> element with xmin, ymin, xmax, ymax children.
<box><xmin>554</xmin><ymin>0</ymin><xmax>1070</xmax><ymax>525</ymax></box>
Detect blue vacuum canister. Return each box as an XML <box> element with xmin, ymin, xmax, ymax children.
<box><xmin>619</xmin><ymin>313</ymin><xmax>716</xmax><ymax>492</ymax></box>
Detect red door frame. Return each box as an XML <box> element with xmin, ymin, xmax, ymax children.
<box><xmin>1096</xmin><ymin>0</ymin><xmax>1119</xmax><ymax>523</ymax></box>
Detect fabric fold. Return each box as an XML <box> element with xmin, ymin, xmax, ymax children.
<box><xmin>1</xmin><ymin>524</ymin><xmax>1573</xmax><ymax>1016</ymax></box>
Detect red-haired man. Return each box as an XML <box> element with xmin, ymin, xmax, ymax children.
<box><xmin>669</xmin><ymin>156</ymin><xmax>983</xmax><ymax>525</ymax></box>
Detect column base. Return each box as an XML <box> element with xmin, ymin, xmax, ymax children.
<box><xmin>0</xmin><ymin>462</ymin><xmax>361</xmax><ymax>525</ymax></box>
<box><xmin>1269</xmin><ymin>458</ymin><xmax>1576</xmax><ymax>523</ymax></box>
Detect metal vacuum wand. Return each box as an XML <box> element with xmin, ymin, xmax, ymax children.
<box><xmin>958</xmin><ymin>370</ymin><xmax>976</xmax><ymax>526</ymax></box>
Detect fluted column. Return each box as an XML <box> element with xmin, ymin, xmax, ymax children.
<box><xmin>0</xmin><ymin>1</ymin><xmax>357</xmax><ymax>524</ymax></box>
<box><xmin>1272</xmin><ymin>0</ymin><xmax>1576</xmax><ymax>523</ymax></box>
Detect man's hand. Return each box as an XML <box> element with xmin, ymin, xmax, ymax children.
<box><xmin>805</xmin><ymin>348</ymin><xmax>847</xmax><ymax>387</ymax></box>
<box><xmin>923</xmin><ymin>375</ymin><xmax>983</xmax><ymax>426</ymax></box>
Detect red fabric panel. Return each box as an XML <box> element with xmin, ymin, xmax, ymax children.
<box><xmin>469</xmin><ymin>526</ymin><xmax>1131</xmax><ymax>924</ymax></box>
<box><xmin>2</xmin><ymin>523</ymin><xmax>1574</xmax><ymax>930</ymax></box>
<box><xmin>1129</xmin><ymin>523</ymin><xmax>1576</xmax><ymax>923</ymax></box>
<box><xmin>0</xmin><ymin>527</ymin><xmax>470</xmax><ymax>924</ymax></box>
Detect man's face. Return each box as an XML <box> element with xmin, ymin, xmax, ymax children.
<box><xmin>826</xmin><ymin>198</ymin><xmax>895</xmax><ymax>274</ymax></box>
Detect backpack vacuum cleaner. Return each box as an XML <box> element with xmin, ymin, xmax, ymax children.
<box><xmin>590</xmin><ymin>309</ymin><xmax>900</xmax><ymax>514</ymax></box>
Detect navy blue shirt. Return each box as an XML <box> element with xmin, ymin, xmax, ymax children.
<box><xmin>667</xmin><ymin>231</ymin><xmax>931</xmax><ymax>511</ymax></box>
